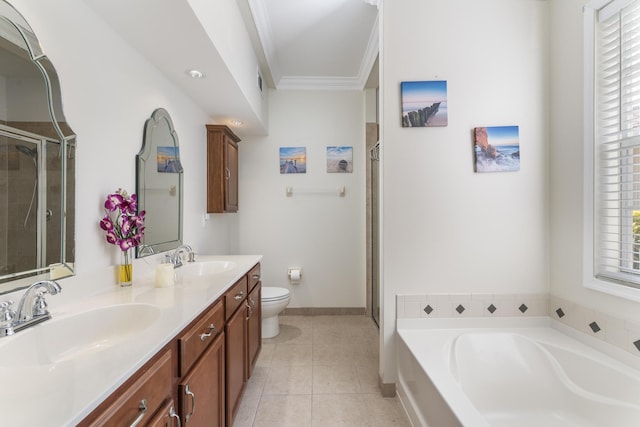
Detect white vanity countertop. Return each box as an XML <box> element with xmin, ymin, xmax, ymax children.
<box><xmin>0</xmin><ymin>254</ymin><xmax>262</xmax><ymax>427</ymax></box>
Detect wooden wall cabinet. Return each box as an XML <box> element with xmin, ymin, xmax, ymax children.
<box><xmin>206</xmin><ymin>125</ymin><xmax>241</xmax><ymax>213</ymax></box>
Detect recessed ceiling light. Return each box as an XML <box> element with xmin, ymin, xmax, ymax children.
<box><xmin>230</xmin><ymin>120</ymin><xmax>244</xmax><ymax>126</ymax></box>
<box><xmin>185</xmin><ymin>69</ymin><xmax>205</xmax><ymax>79</ymax></box>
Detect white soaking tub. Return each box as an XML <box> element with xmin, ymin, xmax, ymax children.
<box><xmin>396</xmin><ymin>317</ymin><xmax>640</xmax><ymax>427</ymax></box>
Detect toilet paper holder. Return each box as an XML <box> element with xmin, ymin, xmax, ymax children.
<box><xmin>288</xmin><ymin>268</ymin><xmax>302</xmax><ymax>281</ymax></box>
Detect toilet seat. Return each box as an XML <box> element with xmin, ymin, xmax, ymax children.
<box><xmin>262</xmin><ymin>287</ymin><xmax>290</xmax><ymax>302</ymax></box>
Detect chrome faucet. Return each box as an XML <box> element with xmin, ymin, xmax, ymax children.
<box><xmin>0</xmin><ymin>280</ymin><xmax>61</xmax><ymax>337</ymax></box>
<box><xmin>165</xmin><ymin>244</ymin><xmax>195</xmax><ymax>268</ymax></box>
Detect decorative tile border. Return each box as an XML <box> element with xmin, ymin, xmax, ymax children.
<box><xmin>549</xmin><ymin>295</ymin><xmax>640</xmax><ymax>359</ymax></box>
<box><xmin>396</xmin><ymin>293</ymin><xmax>548</xmax><ymax>319</ymax></box>
<box><xmin>396</xmin><ymin>293</ymin><xmax>640</xmax><ymax>359</ymax></box>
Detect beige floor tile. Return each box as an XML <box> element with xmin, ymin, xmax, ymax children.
<box><xmin>271</xmin><ymin>343</ymin><xmax>313</xmax><ymax>366</ymax></box>
<box><xmin>312</xmin><ymin>343</ymin><xmax>354</xmax><ymax>366</ymax></box>
<box><xmin>244</xmin><ymin>366</ymin><xmax>268</xmax><ymax>397</ymax></box>
<box><xmin>313</xmin><ymin>363</ymin><xmax>361</xmax><ymax>394</ymax></box>
<box><xmin>253</xmin><ymin>394</ymin><xmax>312</xmax><ymax>427</ymax></box>
<box><xmin>233</xmin><ymin>315</ymin><xmax>411</xmax><ymax>426</ymax></box>
<box><xmin>311</xmin><ymin>394</ymin><xmax>368</xmax><ymax>426</ymax></box>
<box><xmin>263</xmin><ymin>365</ymin><xmax>313</xmax><ymax>395</ymax></box>
<box><xmin>256</xmin><ymin>343</ymin><xmax>276</xmax><ymax>368</ymax></box>
<box><xmin>233</xmin><ymin>394</ymin><xmax>260</xmax><ymax>427</ymax></box>
<box><xmin>263</xmin><ymin>322</ymin><xmax>313</xmax><ymax>345</ymax></box>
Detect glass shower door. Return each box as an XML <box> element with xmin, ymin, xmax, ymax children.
<box><xmin>371</xmin><ymin>143</ymin><xmax>380</xmax><ymax>327</ymax></box>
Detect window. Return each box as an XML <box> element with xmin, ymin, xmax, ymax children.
<box><xmin>585</xmin><ymin>0</ymin><xmax>640</xmax><ymax>298</ymax></box>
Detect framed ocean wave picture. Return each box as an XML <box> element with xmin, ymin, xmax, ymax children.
<box><xmin>473</xmin><ymin>126</ymin><xmax>520</xmax><ymax>173</ymax></box>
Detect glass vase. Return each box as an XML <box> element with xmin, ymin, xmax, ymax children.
<box><xmin>118</xmin><ymin>248</ymin><xmax>133</xmax><ymax>287</ymax></box>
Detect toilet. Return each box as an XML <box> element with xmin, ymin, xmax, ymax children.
<box><xmin>261</xmin><ymin>287</ymin><xmax>291</xmax><ymax>338</ymax></box>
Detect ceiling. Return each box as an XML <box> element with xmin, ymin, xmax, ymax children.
<box><xmin>84</xmin><ymin>0</ymin><xmax>379</xmax><ymax>136</ymax></box>
<box><xmin>239</xmin><ymin>0</ymin><xmax>379</xmax><ymax>90</ymax></box>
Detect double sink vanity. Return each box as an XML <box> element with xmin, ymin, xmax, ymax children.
<box><xmin>0</xmin><ymin>254</ymin><xmax>262</xmax><ymax>426</ymax></box>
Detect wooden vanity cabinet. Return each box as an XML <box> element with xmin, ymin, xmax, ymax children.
<box><xmin>147</xmin><ymin>399</ymin><xmax>181</xmax><ymax>427</ymax></box>
<box><xmin>206</xmin><ymin>124</ymin><xmax>241</xmax><ymax>213</ymax></box>
<box><xmin>225</xmin><ymin>276</ymin><xmax>249</xmax><ymax>427</ymax></box>
<box><xmin>177</xmin><ymin>299</ymin><xmax>225</xmax><ymax>425</ymax></box>
<box><xmin>79</xmin><ymin>263</ymin><xmax>262</xmax><ymax>427</ymax></box>
<box><xmin>178</xmin><ymin>333</ymin><xmax>225</xmax><ymax>426</ymax></box>
<box><xmin>247</xmin><ymin>281</ymin><xmax>262</xmax><ymax>377</ymax></box>
<box><xmin>79</xmin><ymin>349</ymin><xmax>173</xmax><ymax>427</ymax></box>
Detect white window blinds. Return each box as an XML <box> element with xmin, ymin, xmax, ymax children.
<box><xmin>595</xmin><ymin>0</ymin><xmax>640</xmax><ymax>287</ymax></box>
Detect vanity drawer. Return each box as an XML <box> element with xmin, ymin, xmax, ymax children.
<box><xmin>178</xmin><ymin>298</ymin><xmax>224</xmax><ymax>376</ymax></box>
<box><xmin>84</xmin><ymin>349</ymin><xmax>172</xmax><ymax>427</ymax></box>
<box><xmin>225</xmin><ymin>276</ymin><xmax>248</xmax><ymax>320</ymax></box>
<box><xmin>248</xmin><ymin>263</ymin><xmax>261</xmax><ymax>291</ymax></box>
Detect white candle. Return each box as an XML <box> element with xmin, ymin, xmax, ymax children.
<box><xmin>156</xmin><ymin>263</ymin><xmax>175</xmax><ymax>288</ymax></box>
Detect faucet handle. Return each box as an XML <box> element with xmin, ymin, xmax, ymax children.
<box><xmin>33</xmin><ymin>292</ymin><xmax>49</xmax><ymax>317</ymax></box>
<box><xmin>0</xmin><ymin>300</ymin><xmax>15</xmax><ymax>323</ymax></box>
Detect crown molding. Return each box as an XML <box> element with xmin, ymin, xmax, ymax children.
<box><xmin>247</xmin><ymin>0</ymin><xmax>281</xmax><ymax>85</ymax></box>
<box><xmin>248</xmin><ymin>0</ymin><xmax>378</xmax><ymax>90</ymax></box>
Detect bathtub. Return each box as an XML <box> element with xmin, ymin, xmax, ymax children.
<box><xmin>396</xmin><ymin>317</ymin><xmax>640</xmax><ymax>427</ymax></box>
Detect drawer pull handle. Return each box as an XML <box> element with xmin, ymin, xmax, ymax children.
<box><xmin>185</xmin><ymin>385</ymin><xmax>196</xmax><ymax>423</ymax></box>
<box><xmin>234</xmin><ymin>291</ymin><xmax>244</xmax><ymax>301</ymax></box>
<box><xmin>245</xmin><ymin>301</ymin><xmax>252</xmax><ymax>317</ymax></box>
<box><xmin>249</xmin><ymin>297</ymin><xmax>256</xmax><ymax>307</ymax></box>
<box><xmin>199</xmin><ymin>323</ymin><xmax>215</xmax><ymax>341</ymax></box>
<box><xmin>252</xmin><ymin>274</ymin><xmax>260</xmax><ymax>280</ymax></box>
<box><xmin>169</xmin><ymin>406</ymin><xmax>182</xmax><ymax>427</ymax></box>
<box><xmin>129</xmin><ymin>399</ymin><xmax>147</xmax><ymax>427</ymax></box>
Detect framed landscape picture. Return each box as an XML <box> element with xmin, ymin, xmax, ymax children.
<box><xmin>279</xmin><ymin>147</ymin><xmax>307</xmax><ymax>174</ymax></box>
<box><xmin>326</xmin><ymin>146</ymin><xmax>353</xmax><ymax>173</ymax></box>
<box><xmin>473</xmin><ymin>126</ymin><xmax>520</xmax><ymax>172</ymax></box>
<box><xmin>401</xmin><ymin>80</ymin><xmax>448</xmax><ymax>127</ymax></box>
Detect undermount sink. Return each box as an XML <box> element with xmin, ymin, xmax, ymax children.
<box><xmin>0</xmin><ymin>303</ymin><xmax>160</xmax><ymax>367</ymax></box>
<box><xmin>176</xmin><ymin>260</ymin><xmax>237</xmax><ymax>278</ymax></box>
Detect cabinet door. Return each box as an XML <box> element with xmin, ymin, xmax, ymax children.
<box><xmin>224</xmin><ymin>137</ymin><xmax>239</xmax><ymax>212</ymax></box>
<box><xmin>225</xmin><ymin>303</ymin><xmax>247</xmax><ymax>427</ymax></box>
<box><xmin>147</xmin><ymin>399</ymin><xmax>181</xmax><ymax>427</ymax></box>
<box><xmin>81</xmin><ymin>350</ymin><xmax>172</xmax><ymax>427</ymax></box>
<box><xmin>246</xmin><ymin>282</ymin><xmax>262</xmax><ymax>377</ymax></box>
<box><xmin>179</xmin><ymin>333</ymin><xmax>225</xmax><ymax>427</ymax></box>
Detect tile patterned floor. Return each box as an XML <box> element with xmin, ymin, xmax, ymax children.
<box><xmin>233</xmin><ymin>315</ymin><xmax>411</xmax><ymax>427</ymax></box>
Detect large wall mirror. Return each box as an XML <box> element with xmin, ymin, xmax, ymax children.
<box><xmin>136</xmin><ymin>108</ymin><xmax>183</xmax><ymax>257</ymax></box>
<box><xmin>0</xmin><ymin>1</ymin><xmax>76</xmax><ymax>294</ymax></box>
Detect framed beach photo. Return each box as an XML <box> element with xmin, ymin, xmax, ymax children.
<box><xmin>326</xmin><ymin>146</ymin><xmax>353</xmax><ymax>173</ymax></box>
<box><xmin>401</xmin><ymin>80</ymin><xmax>448</xmax><ymax>127</ymax></box>
<box><xmin>473</xmin><ymin>126</ymin><xmax>520</xmax><ymax>172</ymax></box>
<box><xmin>280</xmin><ymin>147</ymin><xmax>307</xmax><ymax>174</ymax></box>
<box><xmin>156</xmin><ymin>146</ymin><xmax>182</xmax><ymax>173</ymax></box>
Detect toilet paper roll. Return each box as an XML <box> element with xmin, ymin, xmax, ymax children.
<box><xmin>289</xmin><ymin>268</ymin><xmax>302</xmax><ymax>282</ymax></box>
<box><xmin>156</xmin><ymin>263</ymin><xmax>175</xmax><ymax>288</ymax></box>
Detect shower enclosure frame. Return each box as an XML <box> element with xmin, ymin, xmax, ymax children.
<box><xmin>0</xmin><ymin>124</ymin><xmax>58</xmax><ymax>277</ymax></box>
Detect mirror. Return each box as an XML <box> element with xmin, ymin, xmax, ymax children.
<box><xmin>136</xmin><ymin>108</ymin><xmax>183</xmax><ymax>257</ymax></box>
<box><xmin>0</xmin><ymin>1</ymin><xmax>76</xmax><ymax>294</ymax></box>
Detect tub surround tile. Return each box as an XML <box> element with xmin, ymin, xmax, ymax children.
<box><xmin>399</xmin><ymin>293</ymin><xmax>549</xmax><ymax>319</ymax></box>
<box><xmin>550</xmin><ymin>296</ymin><xmax>640</xmax><ymax>359</ymax></box>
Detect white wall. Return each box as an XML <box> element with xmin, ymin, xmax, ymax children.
<box><xmin>380</xmin><ymin>0</ymin><xmax>550</xmax><ymax>383</ymax></box>
<box><xmin>548</xmin><ymin>0</ymin><xmax>640</xmax><ymax>321</ymax></box>
<box><xmin>9</xmin><ymin>0</ymin><xmax>235</xmax><ymax>274</ymax></box>
<box><xmin>237</xmin><ymin>89</ymin><xmax>366</xmax><ymax>308</ymax></box>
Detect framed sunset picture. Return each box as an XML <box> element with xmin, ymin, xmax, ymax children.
<box><xmin>401</xmin><ymin>80</ymin><xmax>448</xmax><ymax>127</ymax></box>
<box><xmin>156</xmin><ymin>146</ymin><xmax>182</xmax><ymax>173</ymax></box>
<box><xmin>473</xmin><ymin>126</ymin><xmax>520</xmax><ymax>172</ymax></box>
<box><xmin>279</xmin><ymin>147</ymin><xmax>307</xmax><ymax>174</ymax></box>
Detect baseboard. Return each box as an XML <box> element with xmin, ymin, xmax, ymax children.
<box><xmin>378</xmin><ymin>374</ymin><xmax>396</xmax><ymax>398</ymax></box>
<box><xmin>283</xmin><ymin>307</ymin><xmax>366</xmax><ymax>316</ymax></box>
